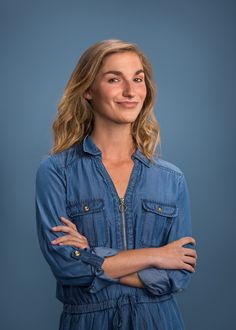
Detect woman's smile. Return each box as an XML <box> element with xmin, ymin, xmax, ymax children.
<box><xmin>116</xmin><ymin>101</ymin><xmax>139</xmax><ymax>108</ymax></box>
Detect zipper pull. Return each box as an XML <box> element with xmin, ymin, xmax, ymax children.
<box><xmin>119</xmin><ymin>198</ymin><xmax>127</xmax><ymax>213</ymax></box>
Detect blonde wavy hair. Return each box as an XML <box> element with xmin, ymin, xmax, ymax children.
<box><xmin>52</xmin><ymin>39</ymin><xmax>160</xmax><ymax>160</ymax></box>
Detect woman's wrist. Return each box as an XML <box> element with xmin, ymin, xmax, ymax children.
<box><xmin>146</xmin><ymin>248</ymin><xmax>161</xmax><ymax>268</ymax></box>
<box><xmin>119</xmin><ymin>272</ymin><xmax>144</xmax><ymax>288</ymax></box>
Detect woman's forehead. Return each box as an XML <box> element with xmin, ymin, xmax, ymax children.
<box><xmin>99</xmin><ymin>52</ymin><xmax>144</xmax><ymax>74</ymax></box>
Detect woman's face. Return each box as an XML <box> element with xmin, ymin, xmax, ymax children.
<box><xmin>85</xmin><ymin>51</ymin><xmax>147</xmax><ymax>126</ymax></box>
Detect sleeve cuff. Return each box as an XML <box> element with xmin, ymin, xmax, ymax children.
<box><xmin>78</xmin><ymin>247</ymin><xmax>119</xmax><ymax>293</ymax></box>
<box><xmin>138</xmin><ymin>268</ymin><xmax>171</xmax><ymax>296</ymax></box>
<box><xmin>92</xmin><ymin>246</ymin><xmax>119</xmax><ymax>258</ymax></box>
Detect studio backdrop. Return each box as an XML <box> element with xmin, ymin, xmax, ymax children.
<box><xmin>1</xmin><ymin>0</ymin><xmax>236</xmax><ymax>329</ymax></box>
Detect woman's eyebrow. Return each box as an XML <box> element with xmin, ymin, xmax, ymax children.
<box><xmin>103</xmin><ymin>69</ymin><xmax>145</xmax><ymax>76</ymax></box>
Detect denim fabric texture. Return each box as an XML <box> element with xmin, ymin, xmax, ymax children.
<box><xmin>35</xmin><ymin>134</ymin><xmax>194</xmax><ymax>329</ymax></box>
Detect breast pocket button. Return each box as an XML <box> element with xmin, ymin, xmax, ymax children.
<box><xmin>83</xmin><ymin>205</ymin><xmax>90</xmax><ymax>212</ymax></box>
<box><xmin>74</xmin><ymin>250</ymin><xmax>81</xmax><ymax>257</ymax></box>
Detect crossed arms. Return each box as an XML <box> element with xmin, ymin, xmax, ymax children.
<box><xmin>36</xmin><ymin>156</ymin><xmax>197</xmax><ymax>295</ymax></box>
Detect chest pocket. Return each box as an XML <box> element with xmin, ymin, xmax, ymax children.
<box><xmin>141</xmin><ymin>199</ymin><xmax>178</xmax><ymax>247</ymax></box>
<box><xmin>66</xmin><ymin>199</ymin><xmax>108</xmax><ymax>247</ymax></box>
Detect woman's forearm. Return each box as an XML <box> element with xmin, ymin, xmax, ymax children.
<box><xmin>119</xmin><ymin>272</ymin><xmax>144</xmax><ymax>288</ymax></box>
<box><xmin>102</xmin><ymin>237</ymin><xmax>196</xmax><ymax>279</ymax></box>
<box><xmin>102</xmin><ymin>248</ymin><xmax>154</xmax><ymax>278</ymax></box>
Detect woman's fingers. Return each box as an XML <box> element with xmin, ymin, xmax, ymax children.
<box><xmin>183</xmin><ymin>247</ymin><xmax>197</xmax><ymax>258</ymax></box>
<box><xmin>154</xmin><ymin>237</ymin><xmax>198</xmax><ymax>271</ymax></box>
<box><xmin>52</xmin><ymin>225</ymin><xmax>71</xmax><ymax>233</ymax></box>
<box><xmin>52</xmin><ymin>218</ymin><xmax>85</xmax><ymax>239</ymax></box>
<box><xmin>52</xmin><ymin>234</ymin><xmax>86</xmax><ymax>244</ymax></box>
<box><xmin>51</xmin><ymin>234</ymin><xmax>89</xmax><ymax>249</ymax></box>
<box><xmin>182</xmin><ymin>262</ymin><xmax>195</xmax><ymax>273</ymax></box>
<box><xmin>51</xmin><ymin>217</ymin><xmax>89</xmax><ymax>248</ymax></box>
<box><xmin>60</xmin><ymin>217</ymin><xmax>77</xmax><ymax>230</ymax></box>
<box><xmin>52</xmin><ymin>217</ymin><xmax>78</xmax><ymax>233</ymax></box>
<box><xmin>183</xmin><ymin>256</ymin><xmax>197</xmax><ymax>267</ymax></box>
<box><xmin>57</xmin><ymin>238</ymin><xmax>88</xmax><ymax>249</ymax></box>
<box><xmin>52</xmin><ymin>225</ymin><xmax>82</xmax><ymax>238</ymax></box>
<box><xmin>178</xmin><ymin>237</ymin><xmax>196</xmax><ymax>246</ymax></box>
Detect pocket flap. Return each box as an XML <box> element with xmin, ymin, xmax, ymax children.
<box><xmin>67</xmin><ymin>199</ymin><xmax>104</xmax><ymax>217</ymax></box>
<box><xmin>142</xmin><ymin>200</ymin><xmax>178</xmax><ymax>217</ymax></box>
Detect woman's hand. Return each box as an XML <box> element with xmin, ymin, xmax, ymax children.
<box><xmin>152</xmin><ymin>237</ymin><xmax>197</xmax><ymax>272</ymax></box>
<box><xmin>51</xmin><ymin>217</ymin><xmax>89</xmax><ymax>249</ymax></box>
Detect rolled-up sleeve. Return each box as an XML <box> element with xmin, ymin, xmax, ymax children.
<box><xmin>35</xmin><ymin>156</ymin><xmax>118</xmax><ymax>293</ymax></box>
<box><xmin>138</xmin><ymin>174</ymin><xmax>195</xmax><ymax>296</ymax></box>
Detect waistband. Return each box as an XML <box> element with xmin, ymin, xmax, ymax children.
<box><xmin>63</xmin><ymin>293</ymin><xmax>173</xmax><ymax>314</ymax></box>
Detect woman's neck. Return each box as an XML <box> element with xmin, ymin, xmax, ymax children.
<box><xmin>90</xmin><ymin>125</ymin><xmax>135</xmax><ymax>162</ymax></box>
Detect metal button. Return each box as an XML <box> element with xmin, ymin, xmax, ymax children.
<box><xmin>157</xmin><ymin>207</ymin><xmax>162</xmax><ymax>212</ymax></box>
<box><xmin>74</xmin><ymin>250</ymin><xmax>81</xmax><ymax>257</ymax></box>
<box><xmin>83</xmin><ymin>204</ymin><xmax>90</xmax><ymax>212</ymax></box>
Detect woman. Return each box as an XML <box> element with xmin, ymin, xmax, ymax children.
<box><xmin>36</xmin><ymin>39</ymin><xmax>197</xmax><ymax>330</ymax></box>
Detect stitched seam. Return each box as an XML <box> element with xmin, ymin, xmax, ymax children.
<box><xmin>152</xmin><ymin>162</ymin><xmax>183</xmax><ymax>177</ymax></box>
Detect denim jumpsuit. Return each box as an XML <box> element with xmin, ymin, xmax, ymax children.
<box><xmin>35</xmin><ymin>134</ymin><xmax>194</xmax><ymax>330</ymax></box>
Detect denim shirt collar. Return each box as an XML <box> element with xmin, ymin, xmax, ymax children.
<box><xmin>82</xmin><ymin>134</ymin><xmax>150</xmax><ymax>167</ymax></box>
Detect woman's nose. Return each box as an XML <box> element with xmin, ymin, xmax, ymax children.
<box><xmin>122</xmin><ymin>80</ymin><xmax>135</xmax><ymax>98</ymax></box>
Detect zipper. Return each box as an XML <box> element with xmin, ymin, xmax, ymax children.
<box><xmin>119</xmin><ymin>198</ymin><xmax>127</xmax><ymax>250</ymax></box>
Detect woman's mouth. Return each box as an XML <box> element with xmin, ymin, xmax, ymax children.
<box><xmin>116</xmin><ymin>101</ymin><xmax>139</xmax><ymax>108</ymax></box>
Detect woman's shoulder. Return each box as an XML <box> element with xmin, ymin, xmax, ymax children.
<box><xmin>37</xmin><ymin>144</ymin><xmax>79</xmax><ymax>172</ymax></box>
<box><xmin>151</xmin><ymin>156</ymin><xmax>184</xmax><ymax>177</ymax></box>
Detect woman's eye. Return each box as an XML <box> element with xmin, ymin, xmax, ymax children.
<box><xmin>134</xmin><ymin>77</ymin><xmax>144</xmax><ymax>82</ymax></box>
<box><xmin>108</xmin><ymin>78</ymin><xmax>119</xmax><ymax>83</ymax></box>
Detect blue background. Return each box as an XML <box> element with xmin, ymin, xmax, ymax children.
<box><xmin>1</xmin><ymin>0</ymin><xmax>236</xmax><ymax>329</ymax></box>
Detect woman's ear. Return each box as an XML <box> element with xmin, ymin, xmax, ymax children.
<box><xmin>84</xmin><ymin>90</ymin><xmax>92</xmax><ymax>100</ymax></box>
